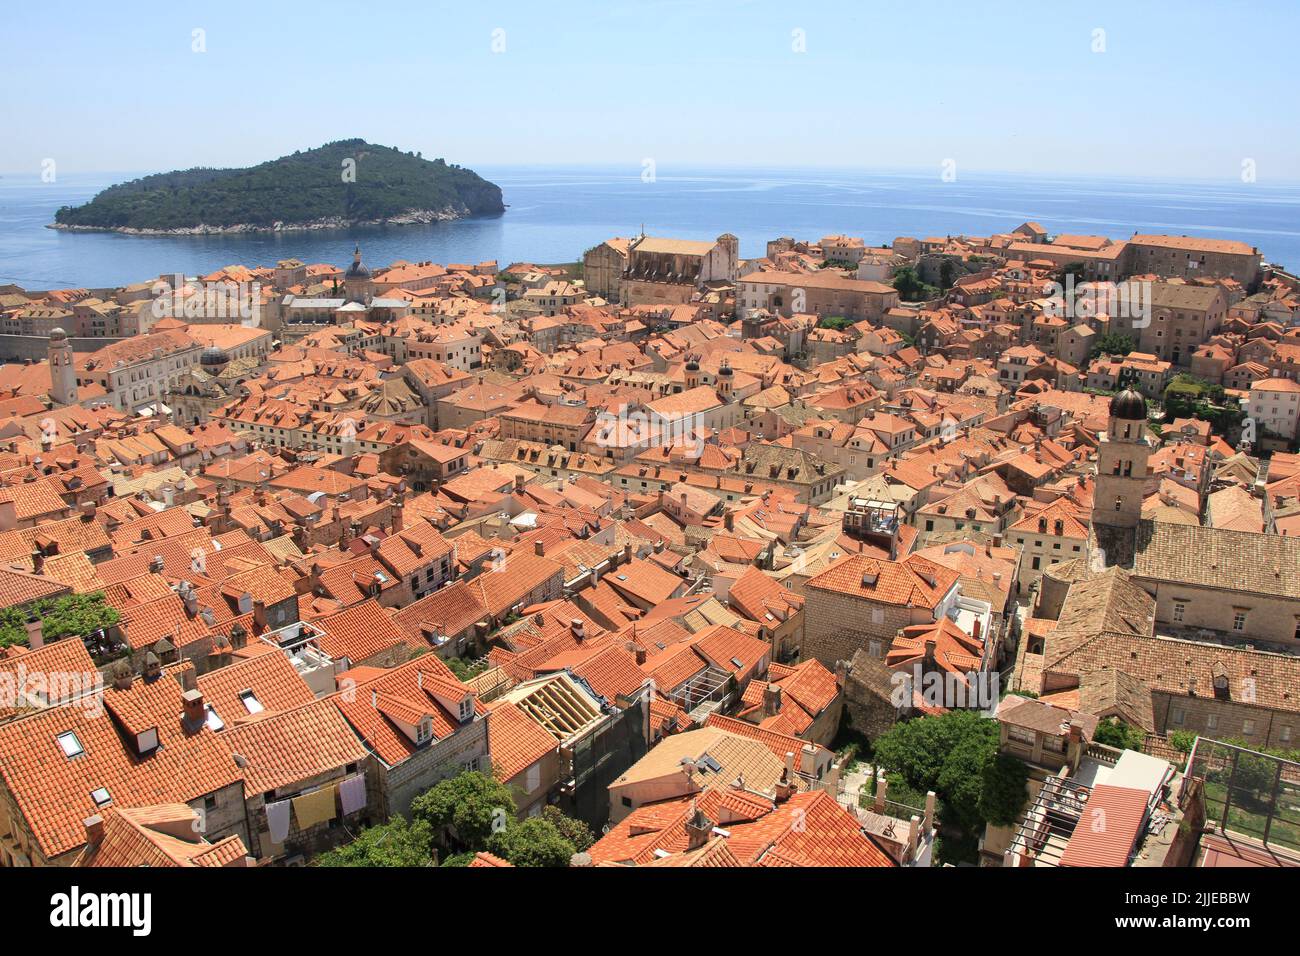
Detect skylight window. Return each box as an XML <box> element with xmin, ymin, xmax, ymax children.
<box><xmin>205</xmin><ymin>705</ymin><xmax>225</xmax><ymax>731</ymax></box>
<box><xmin>90</xmin><ymin>787</ymin><xmax>112</xmax><ymax>808</ymax></box>
<box><xmin>238</xmin><ymin>690</ymin><xmax>264</xmax><ymax>714</ymax></box>
<box><xmin>57</xmin><ymin>731</ymin><xmax>84</xmax><ymax>759</ymax></box>
<box><xmin>730</xmin><ymin>657</ymin><xmax>744</xmax><ymax>668</ymax></box>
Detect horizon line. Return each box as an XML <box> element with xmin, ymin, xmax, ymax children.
<box><xmin>3</xmin><ymin>163</ymin><xmax>1300</xmax><ymax>189</ymax></box>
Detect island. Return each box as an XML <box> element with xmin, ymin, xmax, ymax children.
<box><xmin>50</xmin><ymin>139</ymin><xmax>505</xmax><ymax>234</ymax></box>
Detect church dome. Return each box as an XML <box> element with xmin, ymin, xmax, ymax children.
<box><xmin>345</xmin><ymin>245</ymin><xmax>371</xmax><ymax>281</ymax></box>
<box><xmin>1109</xmin><ymin>387</ymin><xmax>1146</xmax><ymax>421</ymax></box>
<box><xmin>200</xmin><ymin>344</ymin><xmax>230</xmax><ymax>367</ymax></box>
<box><xmin>49</xmin><ymin>327</ymin><xmax>67</xmax><ymax>342</ymax></box>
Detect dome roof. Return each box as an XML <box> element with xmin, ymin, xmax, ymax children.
<box><xmin>1109</xmin><ymin>387</ymin><xmax>1146</xmax><ymax>421</ymax></box>
<box><xmin>199</xmin><ymin>344</ymin><xmax>230</xmax><ymax>366</ymax></box>
<box><xmin>49</xmin><ymin>327</ymin><xmax>67</xmax><ymax>342</ymax></box>
<box><xmin>345</xmin><ymin>245</ymin><xmax>370</xmax><ymax>280</ymax></box>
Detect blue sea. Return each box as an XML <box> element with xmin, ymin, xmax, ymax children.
<box><xmin>1</xmin><ymin>166</ymin><xmax>1299</xmax><ymax>290</ymax></box>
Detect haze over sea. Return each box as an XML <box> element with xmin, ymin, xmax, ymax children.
<box><xmin>2</xmin><ymin>166</ymin><xmax>1299</xmax><ymax>290</ymax></box>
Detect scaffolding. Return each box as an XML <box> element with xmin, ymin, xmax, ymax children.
<box><xmin>1006</xmin><ymin>774</ymin><xmax>1092</xmax><ymax>867</ymax></box>
<box><xmin>669</xmin><ymin>666</ymin><xmax>731</xmax><ymax>714</ymax></box>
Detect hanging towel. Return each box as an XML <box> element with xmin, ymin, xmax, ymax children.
<box><xmin>265</xmin><ymin>799</ymin><xmax>292</xmax><ymax>845</ymax></box>
<box><xmin>338</xmin><ymin>774</ymin><xmax>367</xmax><ymax>816</ymax></box>
<box><xmin>292</xmin><ymin>784</ymin><xmax>337</xmax><ymax>829</ymax></box>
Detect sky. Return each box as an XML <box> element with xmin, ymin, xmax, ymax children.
<box><xmin>2</xmin><ymin>0</ymin><xmax>1297</xmax><ymax>180</ymax></box>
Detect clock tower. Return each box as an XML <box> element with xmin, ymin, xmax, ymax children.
<box><xmin>1091</xmin><ymin>388</ymin><xmax>1151</xmax><ymax>530</ymax></box>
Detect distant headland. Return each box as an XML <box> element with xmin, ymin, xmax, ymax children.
<box><xmin>49</xmin><ymin>139</ymin><xmax>505</xmax><ymax>235</ymax></box>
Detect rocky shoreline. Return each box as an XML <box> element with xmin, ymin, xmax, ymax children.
<box><xmin>47</xmin><ymin>206</ymin><xmax>474</xmax><ymax>236</ymax></box>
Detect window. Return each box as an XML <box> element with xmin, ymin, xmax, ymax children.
<box><xmin>205</xmin><ymin>705</ymin><xmax>225</xmax><ymax>732</ymax></box>
<box><xmin>621</xmin><ymin>796</ymin><xmax>633</xmax><ymax>808</ymax></box>
<box><xmin>459</xmin><ymin>698</ymin><xmax>474</xmax><ymax>722</ymax></box>
<box><xmin>57</xmin><ymin>731</ymin><xmax>84</xmax><ymax>758</ymax></box>
<box><xmin>1173</xmin><ymin>602</ymin><xmax>1186</xmax><ymax>623</ymax></box>
<box><xmin>1008</xmin><ymin>725</ymin><xmax>1035</xmax><ymax>745</ymax></box>
<box><xmin>1206</xmin><ymin>714</ymin><xmax>1218</xmax><ymax>730</ymax></box>
<box><xmin>1171</xmin><ymin>708</ymin><xmax>1185</xmax><ymax>725</ymax></box>
<box><xmin>1282</xmin><ymin>726</ymin><xmax>1293</xmax><ymax>743</ymax></box>
<box><xmin>1242</xmin><ymin>719</ymin><xmax>1256</xmax><ymax>736</ymax></box>
<box><xmin>238</xmin><ymin>689</ymin><xmax>264</xmax><ymax>714</ymax></box>
<box><xmin>90</xmin><ymin>787</ymin><xmax>112</xmax><ymax>808</ymax></box>
<box><xmin>1232</xmin><ymin>610</ymin><xmax>1248</xmax><ymax>632</ymax></box>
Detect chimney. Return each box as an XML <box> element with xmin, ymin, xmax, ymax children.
<box><xmin>634</xmin><ymin>645</ymin><xmax>647</xmax><ymax>666</ymax></box>
<box><xmin>972</xmin><ymin>618</ymin><xmax>982</xmax><ymax>642</ymax></box>
<box><xmin>149</xmin><ymin>555</ymin><xmax>164</xmax><ymax>574</ymax></box>
<box><xmin>1067</xmin><ymin>718</ymin><xmax>1085</xmax><ymax>744</ymax></box>
<box><xmin>83</xmin><ymin>814</ymin><xmax>105</xmax><ymax>850</ymax></box>
<box><xmin>514</xmin><ymin>473</ymin><xmax>525</xmax><ymax>493</ymax></box>
<box><xmin>763</xmin><ymin>684</ymin><xmax>782</xmax><ymax>717</ymax></box>
<box><xmin>923</xmin><ymin>637</ymin><xmax>937</xmax><ymax>665</ymax></box>
<box><xmin>30</xmin><ymin>549</ymin><xmax>44</xmax><ymax>575</ymax></box>
<box><xmin>24</xmin><ymin>617</ymin><xmax>43</xmax><ymax>649</ymax></box>
<box><xmin>80</xmin><ymin>500</ymin><xmax>96</xmax><ymax>522</ymax></box>
<box><xmin>181</xmin><ymin>688</ymin><xmax>205</xmax><ymax>727</ymax></box>
<box><xmin>685</xmin><ymin>804</ymin><xmax>713</xmax><ymax>851</ymax></box>
<box><xmin>774</xmin><ymin>770</ymin><xmax>797</xmax><ymax>803</ymax></box>
<box><xmin>534</xmin><ymin>539</ymin><xmax>545</xmax><ymax>557</ymax></box>
<box><xmin>570</xmin><ymin>618</ymin><xmax>585</xmax><ymax>642</ymax></box>
<box><xmin>180</xmin><ymin>582</ymin><xmax>198</xmax><ymax>618</ymax></box>
<box><xmin>799</xmin><ymin>743</ymin><xmax>819</xmax><ymax>777</ymax></box>
<box><xmin>874</xmin><ymin>774</ymin><xmax>888</xmax><ymax>813</ymax></box>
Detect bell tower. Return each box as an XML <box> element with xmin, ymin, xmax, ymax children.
<box><xmin>343</xmin><ymin>244</ymin><xmax>372</xmax><ymax>304</ymax></box>
<box><xmin>48</xmin><ymin>327</ymin><xmax>78</xmax><ymax>406</ymax></box>
<box><xmin>1092</xmin><ymin>388</ymin><xmax>1150</xmax><ymax>530</ymax></box>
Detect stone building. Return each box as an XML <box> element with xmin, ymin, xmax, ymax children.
<box><xmin>737</xmin><ymin>270</ymin><xmax>899</xmax><ymax>323</ymax></box>
<box><xmin>620</xmin><ymin>234</ymin><xmax>739</xmax><ymax>306</ymax></box>
<box><xmin>582</xmin><ymin>237</ymin><xmax>631</xmax><ymax>301</ymax></box>
<box><xmin>1125</xmin><ymin>235</ymin><xmax>1262</xmax><ymax>286</ymax></box>
<box><xmin>802</xmin><ymin>553</ymin><xmax>960</xmax><ymax>667</ymax></box>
